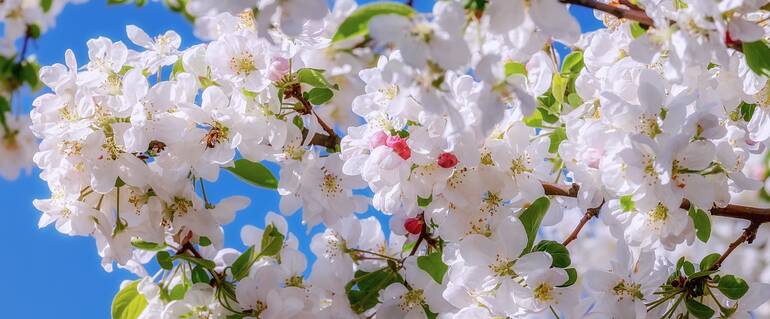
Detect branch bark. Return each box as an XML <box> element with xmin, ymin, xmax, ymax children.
<box><xmin>562</xmin><ymin>202</ymin><xmax>603</xmax><ymax>246</ymax></box>
<box><xmin>709</xmin><ymin>221</ymin><xmax>760</xmax><ymax>271</ymax></box>
<box><xmin>541</xmin><ymin>182</ymin><xmax>770</xmax><ymax>224</ymax></box>
<box><xmin>559</xmin><ymin>0</ymin><xmax>654</xmax><ymax>27</ymax></box>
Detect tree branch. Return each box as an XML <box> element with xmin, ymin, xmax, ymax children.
<box><xmin>559</xmin><ymin>0</ymin><xmax>654</xmax><ymax>27</ymax></box>
<box><xmin>541</xmin><ymin>182</ymin><xmax>770</xmax><ymax>224</ymax></box>
<box><xmin>561</xmin><ymin>0</ymin><xmax>745</xmax><ymax>51</ymax></box>
<box><xmin>562</xmin><ymin>203</ymin><xmax>603</xmax><ymax>246</ymax></box>
<box><xmin>709</xmin><ymin>221</ymin><xmax>760</xmax><ymax>270</ymax></box>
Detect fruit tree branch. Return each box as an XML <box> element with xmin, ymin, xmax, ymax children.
<box><xmin>541</xmin><ymin>182</ymin><xmax>770</xmax><ymax>224</ymax></box>
<box><xmin>559</xmin><ymin>0</ymin><xmax>655</xmax><ymax>27</ymax></box>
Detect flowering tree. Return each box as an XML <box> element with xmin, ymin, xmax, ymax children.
<box><xmin>7</xmin><ymin>0</ymin><xmax>770</xmax><ymax>317</ymax></box>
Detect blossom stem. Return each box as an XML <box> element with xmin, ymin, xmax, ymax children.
<box><xmin>661</xmin><ymin>293</ymin><xmax>685</xmax><ymax>319</ymax></box>
<box><xmin>708</xmin><ymin>221</ymin><xmax>760</xmax><ymax>271</ymax></box>
<box><xmin>199</xmin><ymin>178</ymin><xmax>212</xmax><ymax>209</ymax></box>
<box><xmin>348</xmin><ymin>248</ymin><xmax>400</xmax><ymax>262</ymax></box>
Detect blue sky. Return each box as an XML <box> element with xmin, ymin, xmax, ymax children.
<box><xmin>0</xmin><ymin>1</ymin><xmax>601</xmax><ymax>317</ymax></box>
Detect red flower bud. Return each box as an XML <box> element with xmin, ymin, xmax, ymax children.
<box><xmin>386</xmin><ymin>136</ymin><xmax>411</xmax><ymax>160</ymax></box>
<box><xmin>437</xmin><ymin>152</ymin><xmax>459</xmax><ymax>168</ymax></box>
<box><xmin>404</xmin><ymin>217</ymin><xmax>423</xmax><ymax>235</ymax></box>
<box><xmin>725</xmin><ymin>31</ymin><xmax>742</xmax><ymax>48</ymax></box>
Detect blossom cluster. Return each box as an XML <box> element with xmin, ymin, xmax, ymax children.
<box><xmin>0</xmin><ymin>0</ymin><xmax>87</xmax><ymax>180</ymax></box>
<box><xmin>27</xmin><ymin>0</ymin><xmax>770</xmax><ymax>318</ymax></box>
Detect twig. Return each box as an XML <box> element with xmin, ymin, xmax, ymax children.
<box><xmin>708</xmin><ymin>221</ymin><xmax>760</xmax><ymax>271</ymax></box>
<box><xmin>284</xmin><ymin>83</ymin><xmax>339</xmax><ymax>143</ymax></box>
<box><xmin>562</xmin><ymin>201</ymin><xmax>603</xmax><ymax>246</ymax></box>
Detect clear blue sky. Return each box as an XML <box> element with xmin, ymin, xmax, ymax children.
<box><xmin>0</xmin><ymin>1</ymin><xmax>600</xmax><ymax>317</ymax></box>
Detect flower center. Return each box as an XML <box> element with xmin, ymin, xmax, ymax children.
<box><xmin>229</xmin><ymin>53</ymin><xmax>257</xmax><ymax>75</ymax></box>
<box><xmin>533</xmin><ymin>282</ymin><xmax>555</xmax><ymax>303</ymax></box>
<box><xmin>320</xmin><ymin>169</ymin><xmax>342</xmax><ymax>194</ymax></box>
<box><xmin>488</xmin><ymin>256</ymin><xmax>516</xmax><ymax>277</ymax></box>
<box><xmin>649</xmin><ymin>202</ymin><xmax>669</xmax><ymax>224</ymax></box>
<box><xmin>612</xmin><ymin>280</ymin><xmax>644</xmax><ymax>301</ymax></box>
<box><xmin>510</xmin><ymin>155</ymin><xmax>533</xmax><ymax>176</ymax></box>
<box><xmin>399</xmin><ymin>289</ymin><xmax>425</xmax><ymax>310</ymax></box>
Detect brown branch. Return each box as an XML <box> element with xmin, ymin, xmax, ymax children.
<box><xmin>561</xmin><ymin>0</ymin><xmax>744</xmax><ymax>52</ymax></box>
<box><xmin>541</xmin><ymin>182</ymin><xmax>770</xmax><ymax>224</ymax></box>
<box><xmin>709</xmin><ymin>221</ymin><xmax>760</xmax><ymax>271</ymax></box>
<box><xmin>308</xmin><ymin>132</ymin><xmax>340</xmax><ymax>149</ymax></box>
<box><xmin>560</xmin><ymin>0</ymin><xmax>654</xmax><ymax>27</ymax></box>
<box><xmin>562</xmin><ymin>201</ymin><xmax>603</xmax><ymax>246</ymax></box>
<box><xmin>285</xmin><ymin>83</ymin><xmax>339</xmax><ymax>142</ymax></box>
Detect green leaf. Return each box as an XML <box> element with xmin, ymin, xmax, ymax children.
<box><xmin>688</xmin><ymin>269</ymin><xmax>717</xmax><ymax>280</ymax></box>
<box><xmin>417</xmin><ymin>252</ymin><xmax>448</xmax><ymax>284</ymax></box>
<box><xmin>107</xmin><ymin>0</ymin><xmax>130</xmax><ymax>4</ymax></box>
<box><xmin>168</xmin><ymin>283</ymin><xmax>188</xmax><ymax>301</ymax></box>
<box><xmin>130</xmin><ymin>239</ymin><xmax>166</xmax><ymax>251</ymax></box>
<box><xmin>41</xmin><ymin>0</ymin><xmax>53</xmax><ymax>12</ymax></box>
<box><xmin>685</xmin><ymin>297</ymin><xmax>715</xmax><ymax>319</ymax></box>
<box><xmin>27</xmin><ymin>24</ymin><xmax>41</xmax><ymax>39</ymax></box>
<box><xmin>198</xmin><ymin>236</ymin><xmax>212</xmax><ymax>247</ymax></box>
<box><xmin>504</xmin><ymin>61</ymin><xmax>527</xmax><ymax>78</ymax></box>
<box><xmin>156</xmin><ymin>251</ymin><xmax>172</xmax><ymax>270</ymax></box>
<box><xmin>551</xmin><ymin>74</ymin><xmax>567</xmax><ymax>104</ymax></box>
<box><xmin>260</xmin><ymin>224</ymin><xmax>285</xmax><ymax>257</ymax></box>
<box><xmin>0</xmin><ymin>96</ymin><xmax>10</xmax><ymax>128</ymax></box>
<box><xmin>519</xmin><ymin>197</ymin><xmax>551</xmax><ymax>253</ymax></box>
<box><xmin>230</xmin><ymin>224</ymin><xmax>284</xmax><ymax>281</ymax></box>
<box><xmin>534</xmin><ymin>240</ymin><xmax>571</xmax><ymax>268</ymax></box>
<box><xmin>332</xmin><ymin>3</ymin><xmax>416</xmax><ymax>43</ymax></box>
<box><xmin>699</xmin><ymin>253</ymin><xmax>721</xmax><ymax>271</ymax></box>
<box><xmin>548</xmin><ymin>127</ymin><xmax>567</xmax><ymax>154</ymax></box>
<box><xmin>111</xmin><ymin>280</ymin><xmax>148</xmax><ymax>319</ymax></box>
<box><xmin>629</xmin><ymin>22</ymin><xmax>647</xmax><ymax>38</ymax></box>
<box><xmin>230</xmin><ymin>245</ymin><xmax>256</xmax><ymax>281</ymax></box>
<box><xmin>305</xmin><ymin>87</ymin><xmax>334</xmax><ymax>105</ymax></box>
<box><xmin>191</xmin><ymin>265</ymin><xmax>210</xmax><ymax>284</ymax></box>
<box><xmin>688</xmin><ymin>206</ymin><xmax>711</xmax><ymax>243</ymax></box>
<box><xmin>560</xmin><ymin>51</ymin><xmax>584</xmax><ymax>74</ymax></box>
<box><xmin>739</xmin><ymin>101</ymin><xmax>757</xmax><ymax>122</ymax></box>
<box><xmin>171</xmin><ymin>58</ymin><xmax>185</xmax><ymax>79</ymax></box>
<box><xmin>718</xmin><ymin>275</ymin><xmax>749</xmax><ymax>300</ymax></box>
<box><xmin>683</xmin><ymin>261</ymin><xmax>695</xmax><ymax>276</ymax></box>
<box><xmin>346</xmin><ymin>268</ymin><xmax>402</xmax><ymax>313</ymax></box>
<box><xmin>225</xmin><ymin>159</ymin><xmax>278</xmax><ymax>189</ymax></box>
<box><xmin>20</xmin><ymin>61</ymin><xmax>40</xmax><ymax>88</ymax></box>
<box><xmin>558</xmin><ymin>268</ymin><xmax>578</xmax><ymax>287</ymax></box>
<box><xmin>402</xmin><ymin>241</ymin><xmax>416</xmax><ymax>253</ymax></box>
<box><xmin>296</xmin><ymin>68</ymin><xmax>338</xmax><ymax>89</ymax></box>
<box><xmin>523</xmin><ymin>107</ymin><xmax>544</xmax><ymax>127</ymax></box>
<box><xmin>173</xmin><ymin>254</ymin><xmax>216</xmax><ymax>270</ymax></box>
<box><xmin>743</xmin><ymin>40</ymin><xmax>770</xmax><ymax>77</ymax></box>
<box><xmin>566</xmin><ymin>92</ymin><xmax>583</xmax><ymax>108</ymax></box>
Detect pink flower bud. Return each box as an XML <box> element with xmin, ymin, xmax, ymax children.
<box><xmin>386</xmin><ymin>135</ymin><xmax>411</xmax><ymax>160</ymax></box>
<box><xmin>404</xmin><ymin>217</ymin><xmax>423</xmax><ymax>235</ymax></box>
<box><xmin>437</xmin><ymin>152</ymin><xmax>459</xmax><ymax>168</ymax></box>
<box><xmin>268</xmin><ymin>56</ymin><xmax>290</xmax><ymax>82</ymax></box>
<box><xmin>369</xmin><ymin>131</ymin><xmax>388</xmax><ymax>150</ymax></box>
